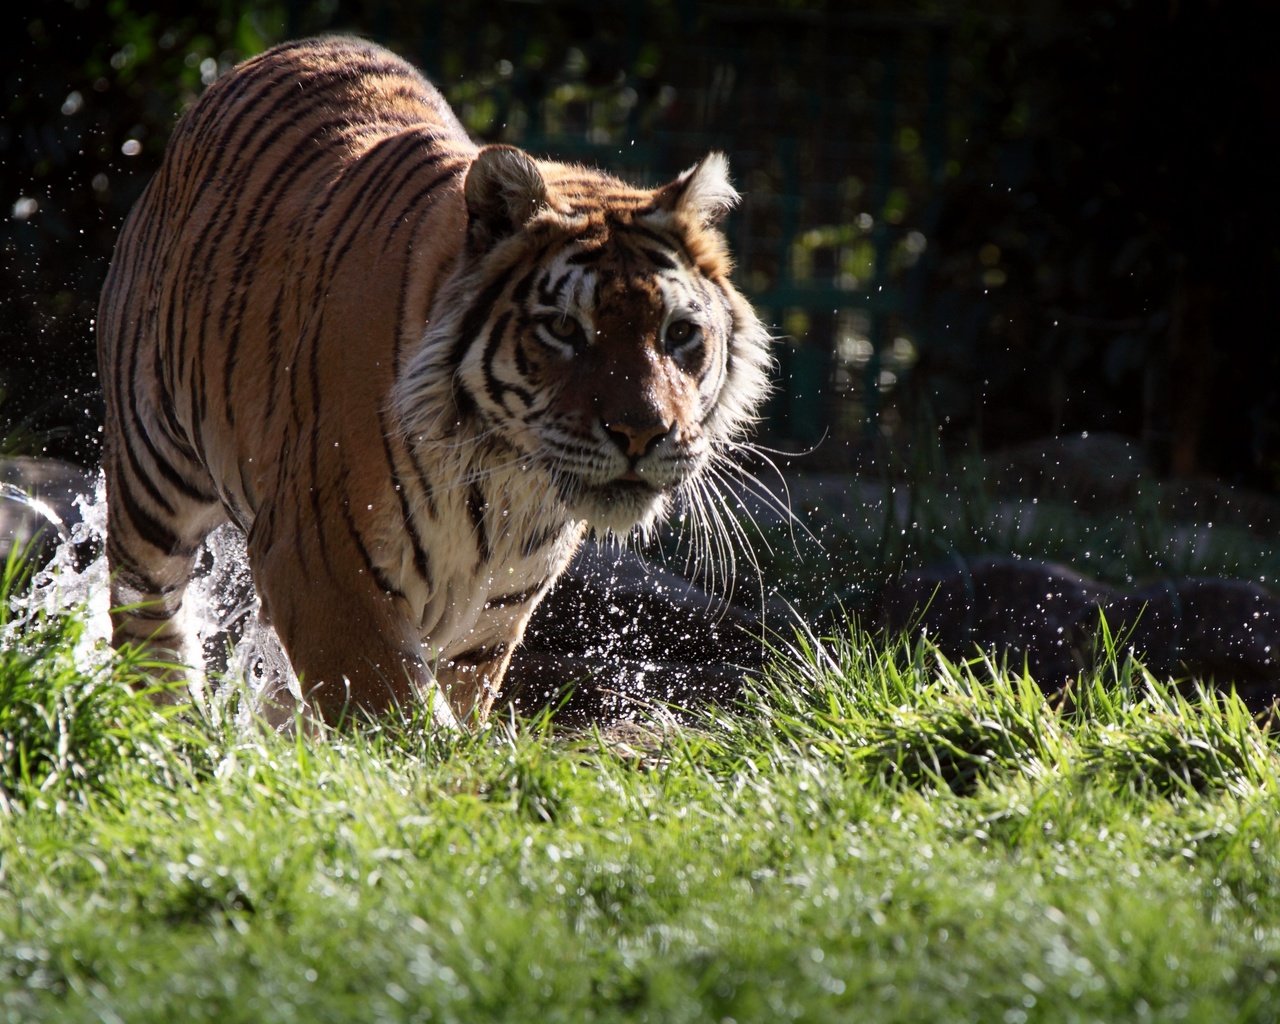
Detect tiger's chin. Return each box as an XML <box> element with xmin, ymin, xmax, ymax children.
<box><xmin>558</xmin><ymin>475</ymin><xmax>673</xmax><ymax>536</ymax></box>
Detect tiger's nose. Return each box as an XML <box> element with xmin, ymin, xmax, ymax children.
<box><xmin>603</xmin><ymin>420</ymin><xmax>673</xmax><ymax>458</ymax></box>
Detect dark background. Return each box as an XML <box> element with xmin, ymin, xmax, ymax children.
<box><xmin>4</xmin><ymin>0</ymin><xmax>1277</xmax><ymax>492</ymax></box>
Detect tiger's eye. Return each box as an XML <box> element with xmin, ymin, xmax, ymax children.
<box><xmin>546</xmin><ymin>316</ymin><xmax>578</xmax><ymax>341</ymax></box>
<box><xmin>665</xmin><ymin>319</ymin><xmax>699</xmax><ymax>350</ymax></box>
<box><xmin>539</xmin><ymin>315</ymin><xmax>587</xmax><ymax>351</ymax></box>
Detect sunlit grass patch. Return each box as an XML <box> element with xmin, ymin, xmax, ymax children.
<box><xmin>4</xmin><ymin>558</ymin><xmax>1280</xmax><ymax>1022</ymax></box>
<box><xmin>0</xmin><ymin>547</ymin><xmax>210</xmax><ymax>813</ymax></box>
<box><xmin>745</xmin><ymin>623</ymin><xmax>1065</xmax><ymax>796</ymax></box>
<box><xmin>738</xmin><ymin>614</ymin><xmax>1278</xmax><ymax>800</ymax></box>
<box><xmin>1055</xmin><ymin>618</ymin><xmax>1280</xmax><ymax>800</ymax></box>
<box><xmin>1076</xmin><ymin>679</ymin><xmax>1276</xmax><ymax>800</ymax></box>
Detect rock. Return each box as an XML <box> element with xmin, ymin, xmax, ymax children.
<box><xmin>974</xmin><ymin>432</ymin><xmax>1153</xmax><ymax>505</ymax></box>
<box><xmin>1106</xmin><ymin>577</ymin><xmax>1280</xmax><ymax>705</ymax></box>
<box><xmin>504</xmin><ymin>543</ymin><xmax>768</xmax><ymax>724</ymax></box>
<box><xmin>877</xmin><ymin>556</ymin><xmax>1280</xmax><ymax>711</ymax></box>
<box><xmin>877</xmin><ymin>556</ymin><xmax>1110</xmax><ymax>684</ymax></box>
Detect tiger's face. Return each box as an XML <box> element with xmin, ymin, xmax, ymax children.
<box><xmin>459</xmin><ymin>225</ymin><xmax>750</xmax><ymax>532</ymax></box>
<box><xmin>421</xmin><ymin>145</ymin><xmax>771</xmax><ymax>535</ymax></box>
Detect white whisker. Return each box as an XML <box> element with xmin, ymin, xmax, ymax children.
<box><xmin>709</xmin><ymin>445</ymin><xmax>818</xmax><ymax>550</ymax></box>
<box><xmin>703</xmin><ymin>462</ymin><xmax>777</xmax><ymax>560</ymax></box>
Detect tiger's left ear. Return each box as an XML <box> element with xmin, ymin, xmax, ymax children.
<box><xmin>465</xmin><ymin>144</ymin><xmax>549</xmax><ymax>250</ymax></box>
<box><xmin>653</xmin><ymin>152</ymin><xmax>739</xmax><ymax>227</ymax></box>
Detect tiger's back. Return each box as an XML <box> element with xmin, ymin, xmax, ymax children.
<box><xmin>100</xmin><ymin>37</ymin><xmax>472</xmax><ymax>537</ymax></box>
<box><xmin>99</xmin><ymin>36</ymin><xmax>771</xmax><ymax>727</ymax></box>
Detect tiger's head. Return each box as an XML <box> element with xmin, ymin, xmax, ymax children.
<box><xmin>399</xmin><ymin>144</ymin><xmax>771</xmax><ymax>535</ymax></box>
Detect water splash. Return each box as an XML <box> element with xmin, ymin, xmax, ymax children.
<box><xmin>4</xmin><ymin>476</ymin><xmax>113</xmax><ymax>672</ymax></box>
<box><xmin>3</xmin><ymin>473</ymin><xmax>300</xmax><ymax>725</ymax></box>
<box><xmin>0</xmin><ymin>481</ymin><xmax>72</xmax><ymax>547</ymax></box>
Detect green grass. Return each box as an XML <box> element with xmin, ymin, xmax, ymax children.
<box><xmin>5</xmin><ymin>536</ymin><xmax>1280</xmax><ymax>1023</ymax></box>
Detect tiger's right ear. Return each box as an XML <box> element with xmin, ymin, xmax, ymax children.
<box><xmin>464</xmin><ymin>145</ymin><xmax>548</xmax><ymax>250</ymax></box>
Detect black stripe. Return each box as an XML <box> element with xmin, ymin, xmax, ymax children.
<box><xmin>118</xmin><ymin>316</ymin><xmax>217</xmax><ymax>516</ymax></box>
<box><xmin>448</xmin><ymin>642</ymin><xmax>508</xmax><ymax>666</ymax></box>
<box><xmin>388</xmin><ymin>160</ymin><xmax>468</xmax><ymax>373</ymax></box>
<box><xmin>379</xmin><ymin>423</ymin><xmax>434</xmax><ymax>591</ymax></box>
<box><xmin>313</xmin><ymin>56</ymin><xmax>423</xmax><ymax>87</ymax></box>
<box><xmin>193</xmin><ymin>52</ymin><xmax>358</xmax><ymax>197</ymax></box>
<box><xmin>481</xmin><ymin>312</ymin><xmax>534</xmax><ymax>411</ymax></box>
<box><xmin>483</xmin><ymin>581</ymin><xmax>548</xmax><ymax>610</ymax></box>
<box><xmin>286</xmin><ymin>304</ymin><xmax>309</xmax><ymax>436</ymax></box>
<box><xmin>155</xmin><ymin>385</ymin><xmax>201</xmax><ymax>465</ymax></box>
<box><xmin>125</xmin><ymin>601</ymin><xmax>182</xmax><ymax>622</ymax></box>
<box><xmin>302</xmin><ymin>302</ymin><xmax>328</xmax><ymax>531</ymax></box>
<box><xmin>165</xmin><ymin>62</ymin><xmax>290</xmax><ymax>220</ymax></box>
<box><xmin>114</xmin><ymin>478</ymin><xmax>195</xmax><ymax>557</ymax></box>
<box><xmin>637</xmin><ymin>247</ymin><xmax>677</xmax><ymax>271</ymax></box>
<box><xmin>312</xmin><ymin>133</ymin><xmax>429</xmax><ymax>278</ymax></box>
<box><xmin>537</xmin><ymin>269</ymin><xmax>573</xmax><ymax>309</ymax></box>
<box><xmin>290</xmin><ymin>125</ymin><xmax>430</xmax><ymax>452</ymax></box>
<box><xmin>405</xmin><ymin>443</ymin><xmax>440</xmax><ymax>519</ymax></box>
<box><xmin>386</xmin><ymin>161</ymin><xmax>467</xmax><ymax>242</ymax></box>
<box><xmin>544</xmin><ymin>437</ymin><xmax>598</xmax><ymax>457</ymax></box>
<box><xmin>115</xmin><ymin>331</ymin><xmax>174</xmax><ymax>519</ymax></box>
<box><xmin>452</xmin><ymin>380</ymin><xmax>479</xmax><ymax>424</ymax></box>
<box><xmin>366</xmin><ymin>145</ymin><xmax>452</xmax><ymax>231</ymax></box>
<box><xmin>223</xmin><ymin>497</ymin><xmax>251</xmax><ymax>533</ymax></box>
<box><xmin>509</xmin><ymin>264</ymin><xmax>541</xmax><ymax>306</ymax></box>
<box><xmin>127</xmin><ymin>385</ymin><xmax>218</xmax><ymax>507</ymax></box>
<box><xmin>338</xmin><ymin>492</ymin><xmax>407</xmax><ymax>601</ymax></box>
<box><xmin>171</xmin><ymin>60</ymin><xmax>317</xmax><ymax>375</ymax></box>
<box><xmin>305</xmin><ymin>472</ymin><xmax>337</xmax><ymax>583</ymax></box>
<box><xmin>297</xmin><ymin>164</ymin><xmax>459</xmax><ymax>402</ymax></box>
<box><xmin>513</xmin><ymin>336</ymin><xmax>534</xmax><ymax>379</ymax></box>
<box><xmin>106</xmin><ymin>537</ymin><xmax>182</xmax><ymax>597</ymax></box>
<box><xmin>188</xmin><ymin>53</ymin><xmax>302</xmax><ymax>154</ymax></box>
<box><xmin>264</xmin><ymin>275</ymin><xmax>289</xmax><ymax>405</ymax></box>
<box><xmin>467</xmin><ymin>484</ymin><xmax>490</xmax><ymax>563</ymax></box>
<box><xmin>521</xmin><ymin>523</ymin><xmax>566</xmax><ymax>559</ymax></box>
<box><xmin>500</xmin><ymin>381</ymin><xmax>537</xmax><ymax>414</ymax></box>
<box><xmin>187</xmin><ymin>78</ymin><xmax>381</xmax><ymax>361</ymax></box>
<box><xmin>217</xmin><ymin>115</ymin><xmax>371</xmax><ymax>424</ymax></box>
<box><xmin>451</xmin><ymin>271</ymin><xmax>515</xmax><ymax>369</ymax></box>
<box><xmin>188</xmin><ymin>354</ymin><xmax>209</xmax><ymax>461</ymax></box>
<box><xmin>630</xmin><ymin>223</ymin><xmax>693</xmax><ymax>266</ymax></box>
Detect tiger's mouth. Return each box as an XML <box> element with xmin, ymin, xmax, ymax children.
<box><xmin>550</xmin><ymin>469</ymin><xmax>670</xmax><ymax>529</ymax></box>
<box><xmin>589</xmin><ymin>476</ymin><xmax>661</xmax><ymax>502</ymax></box>
<box><xmin>567</xmin><ymin>471</ymin><xmax>664</xmax><ymax>506</ymax></box>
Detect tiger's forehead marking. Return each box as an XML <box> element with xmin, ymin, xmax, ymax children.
<box><xmin>535</xmin><ymin>225</ymin><xmax>681</xmax><ymax>321</ymax></box>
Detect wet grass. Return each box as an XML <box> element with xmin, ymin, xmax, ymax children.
<box><xmin>5</xmin><ymin>552</ymin><xmax>1280</xmax><ymax>1021</ymax></box>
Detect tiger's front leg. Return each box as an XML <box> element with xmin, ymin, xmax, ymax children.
<box><xmin>430</xmin><ymin>580</ymin><xmax>563</xmax><ymax>725</ymax></box>
<box><xmin>436</xmin><ymin>642</ymin><xmax>518</xmax><ymax>725</ymax></box>
<box><xmin>249</xmin><ymin>519</ymin><xmax>459</xmax><ymax>729</ymax></box>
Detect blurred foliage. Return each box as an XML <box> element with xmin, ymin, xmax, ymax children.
<box><xmin>1</xmin><ymin>1</ymin><xmax>286</xmax><ymax>463</ymax></box>
<box><xmin>2</xmin><ymin>0</ymin><xmax>1276</xmax><ymax>491</ymax></box>
<box><xmin>917</xmin><ymin>1</ymin><xmax>1280</xmax><ymax>489</ymax></box>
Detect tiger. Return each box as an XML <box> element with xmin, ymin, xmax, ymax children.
<box><xmin>96</xmin><ymin>35</ymin><xmax>772</xmax><ymax>729</ymax></box>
